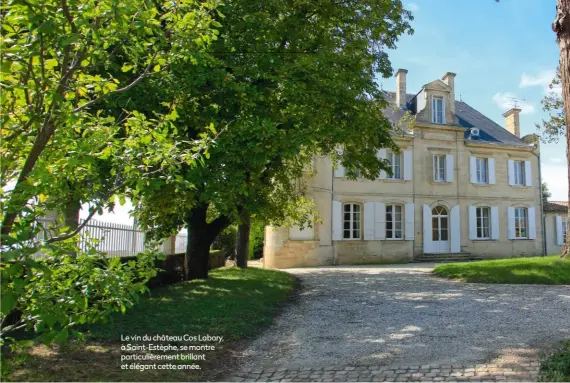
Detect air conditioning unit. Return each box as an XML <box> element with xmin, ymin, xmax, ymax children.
<box><xmin>470</xmin><ymin>127</ymin><xmax>480</xmax><ymax>137</ymax></box>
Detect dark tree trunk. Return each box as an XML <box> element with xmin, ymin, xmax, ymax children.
<box><xmin>64</xmin><ymin>198</ymin><xmax>81</xmax><ymax>231</ymax></box>
<box><xmin>184</xmin><ymin>204</ymin><xmax>231</xmax><ymax>280</ymax></box>
<box><xmin>553</xmin><ymin>0</ymin><xmax>570</xmax><ymax>258</ymax></box>
<box><xmin>235</xmin><ymin>212</ymin><xmax>250</xmax><ymax>268</ymax></box>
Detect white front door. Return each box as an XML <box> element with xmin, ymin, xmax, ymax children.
<box><xmin>431</xmin><ymin>206</ymin><xmax>450</xmax><ymax>253</ymax></box>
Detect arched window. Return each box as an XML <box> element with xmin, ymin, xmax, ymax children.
<box><xmin>343</xmin><ymin>203</ymin><xmax>361</xmax><ymax>240</ymax></box>
<box><xmin>386</xmin><ymin>204</ymin><xmax>403</xmax><ymax>239</ymax></box>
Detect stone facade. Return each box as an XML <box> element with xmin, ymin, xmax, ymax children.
<box><xmin>264</xmin><ymin>70</ymin><xmax>546</xmax><ymax>268</ymax></box>
<box><xmin>544</xmin><ymin>201</ymin><xmax>568</xmax><ymax>255</ymax></box>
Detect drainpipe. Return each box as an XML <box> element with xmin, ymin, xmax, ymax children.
<box><xmin>532</xmin><ymin>150</ymin><xmax>547</xmax><ymax>256</ymax></box>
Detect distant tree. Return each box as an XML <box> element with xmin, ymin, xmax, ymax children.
<box><xmin>552</xmin><ymin>0</ymin><xmax>570</xmax><ymax>258</ymax></box>
<box><xmin>542</xmin><ymin>183</ymin><xmax>552</xmax><ymax>204</ymax></box>
<box><xmin>536</xmin><ymin>70</ymin><xmax>565</xmax><ymax>143</ymax></box>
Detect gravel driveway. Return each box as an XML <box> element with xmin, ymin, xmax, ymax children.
<box><xmin>230</xmin><ymin>264</ymin><xmax>570</xmax><ymax>381</ymax></box>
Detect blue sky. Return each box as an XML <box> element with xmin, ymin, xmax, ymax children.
<box><xmin>84</xmin><ymin>0</ymin><xmax>568</xmax><ymax>224</ymax></box>
<box><xmin>385</xmin><ymin>0</ymin><xmax>567</xmax><ymax>201</ymax></box>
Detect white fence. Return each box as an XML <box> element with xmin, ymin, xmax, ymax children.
<box><xmin>37</xmin><ymin>218</ymin><xmax>188</xmax><ymax>258</ymax></box>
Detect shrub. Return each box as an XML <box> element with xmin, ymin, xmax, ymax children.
<box><xmin>212</xmin><ymin>225</ymin><xmax>237</xmax><ymax>258</ymax></box>
<box><xmin>249</xmin><ymin>220</ymin><xmax>265</xmax><ymax>259</ymax></box>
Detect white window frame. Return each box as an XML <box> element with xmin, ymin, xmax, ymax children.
<box><xmin>343</xmin><ymin>203</ymin><xmax>361</xmax><ymax>240</ymax></box>
<box><xmin>433</xmin><ymin>154</ymin><xmax>446</xmax><ymax>182</ymax></box>
<box><xmin>475</xmin><ymin>207</ymin><xmax>491</xmax><ymax>239</ymax></box>
<box><xmin>386</xmin><ymin>152</ymin><xmax>402</xmax><ymax>180</ymax></box>
<box><xmin>514</xmin><ymin>207</ymin><xmax>528</xmax><ymax>239</ymax></box>
<box><xmin>514</xmin><ymin>160</ymin><xmax>525</xmax><ymax>186</ymax></box>
<box><xmin>385</xmin><ymin>204</ymin><xmax>403</xmax><ymax>240</ymax></box>
<box><xmin>432</xmin><ymin>96</ymin><xmax>444</xmax><ymax>124</ymax></box>
<box><xmin>476</xmin><ymin>158</ymin><xmax>488</xmax><ymax>184</ymax></box>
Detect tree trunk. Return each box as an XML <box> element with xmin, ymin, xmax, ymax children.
<box><xmin>553</xmin><ymin>0</ymin><xmax>570</xmax><ymax>258</ymax></box>
<box><xmin>184</xmin><ymin>204</ymin><xmax>231</xmax><ymax>280</ymax></box>
<box><xmin>64</xmin><ymin>198</ymin><xmax>81</xmax><ymax>231</ymax></box>
<box><xmin>235</xmin><ymin>212</ymin><xmax>250</xmax><ymax>268</ymax></box>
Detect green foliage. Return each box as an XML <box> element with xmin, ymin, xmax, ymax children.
<box><xmin>212</xmin><ymin>226</ymin><xmax>238</xmax><ymax>258</ymax></box>
<box><xmin>128</xmin><ymin>0</ymin><xmax>414</xmax><ymax>244</ymax></box>
<box><xmin>536</xmin><ymin>70</ymin><xmax>565</xmax><ymax>143</ymax></box>
<box><xmin>540</xmin><ymin>341</ymin><xmax>570</xmax><ymax>382</ymax></box>
<box><xmin>249</xmin><ymin>220</ymin><xmax>265</xmax><ymax>260</ymax></box>
<box><xmin>1</xmin><ymin>0</ymin><xmax>221</xmax><ymax>341</ymax></box>
<box><xmin>434</xmin><ymin>256</ymin><xmax>570</xmax><ymax>285</ymax></box>
<box><xmin>543</xmin><ymin>182</ymin><xmax>552</xmax><ymax>203</ymax></box>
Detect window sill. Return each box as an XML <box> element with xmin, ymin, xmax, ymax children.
<box><xmin>382</xmin><ymin>178</ymin><xmax>409</xmax><ymax>183</ymax></box>
<box><xmin>430</xmin><ymin>180</ymin><xmax>452</xmax><ymax>185</ymax></box>
<box><xmin>511</xmin><ymin>238</ymin><xmax>534</xmax><ymax>240</ymax></box>
<box><xmin>471</xmin><ymin>238</ymin><xmax>495</xmax><ymax>241</ymax></box>
<box><xmin>472</xmin><ymin>182</ymin><xmax>492</xmax><ymax>187</ymax></box>
<box><xmin>510</xmin><ymin>185</ymin><xmax>531</xmax><ymax>189</ymax></box>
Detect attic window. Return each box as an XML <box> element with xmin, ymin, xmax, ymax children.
<box><xmin>432</xmin><ymin>96</ymin><xmax>444</xmax><ymax>124</ymax></box>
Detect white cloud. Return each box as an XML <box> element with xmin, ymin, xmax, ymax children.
<box><xmin>520</xmin><ymin>69</ymin><xmax>560</xmax><ymax>95</ymax></box>
<box><xmin>542</xmin><ymin>163</ymin><xmax>568</xmax><ymax>201</ymax></box>
<box><xmin>492</xmin><ymin>92</ymin><xmax>535</xmax><ymax>114</ymax></box>
<box><xmin>407</xmin><ymin>3</ymin><xmax>420</xmax><ymax>13</ymax></box>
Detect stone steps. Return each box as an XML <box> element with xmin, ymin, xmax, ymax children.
<box><xmin>412</xmin><ymin>253</ymin><xmax>484</xmax><ymax>263</ymax></box>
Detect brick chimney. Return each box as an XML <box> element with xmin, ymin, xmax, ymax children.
<box><xmin>503</xmin><ymin>108</ymin><xmax>521</xmax><ymax>137</ymax></box>
<box><xmin>395</xmin><ymin>69</ymin><xmax>408</xmax><ymax>108</ymax></box>
<box><xmin>441</xmin><ymin>72</ymin><xmax>456</xmax><ymax>114</ymax></box>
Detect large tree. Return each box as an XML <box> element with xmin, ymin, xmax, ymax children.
<box><xmin>129</xmin><ymin>0</ymin><xmax>414</xmax><ymax>279</ymax></box>
<box><xmin>552</xmin><ymin>1</ymin><xmax>570</xmax><ymax>258</ymax></box>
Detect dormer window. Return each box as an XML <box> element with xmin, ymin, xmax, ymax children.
<box><xmin>432</xmin><ymin>96</ymin><xmax>444</xmax><ymax>124</ymax></box>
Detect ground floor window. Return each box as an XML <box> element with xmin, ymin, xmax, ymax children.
<box><xmin>514</xmin><ymin>207</ymin><xmax>527</xmax><ymax>239</ymax></box>
<box><xmin>476</xmin><ymin>207</ymin><xmax>490</xmax><ymax>239</ymax></box>
<box><xmin>386</xmin><ymin>204</ymin><xmax>402</xmax><ymax>239</ymax></box>
<box><xmin>343</xmin><ymin>203</ymin><xmax>361</xmax><ymax>239</ymax></box>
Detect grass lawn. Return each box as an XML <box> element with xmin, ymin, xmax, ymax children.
<box><xmin>433</xmin><ymin>256</ymin><xmax>570</xmax><ymax>284</ymax></box>
<box><xmin>540</xmin><ymin>340</ymin><xmax>570</xmax><ymax>382</ymax></box>
<box><xmin>2</xmin><ymin>267</ymin><xmax>297</xmax><ymax>382</ymax></box>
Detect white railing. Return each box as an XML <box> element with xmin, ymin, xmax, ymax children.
<box><xmin>35</xmin><ymin>218</ymin><xmax>188</xmax><ymax>257</ymax></box>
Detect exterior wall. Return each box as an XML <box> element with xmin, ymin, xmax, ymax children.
<box><xmin>545</xmin><ymin>211</ymin><xmax>565</xmax><ymax>255</ymax></box>
<box><xmin>264</xmin><ymin>123</ymin><xmax>545</xmax><ymax>268</ymax></box>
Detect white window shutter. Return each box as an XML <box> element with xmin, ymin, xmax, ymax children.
<box><xmin>374</xmin><ymin>202</ymin><xmax>386</xmax><ymax>240</ymax></box>
<box><xmin>525</xmin><ymin>160</ymin><xmax>532</xmax><ymax>186</ymax></box>
<box><xmin>423</xmin><ymin>204</ymin><xmax>432</xmax><ymax>252</ymax></box>
<box><xmin>431</xmin><ymin>97</ymin><xmax>436</xmax><ymax>123</ymax></box>
<box><xmin>507</xmin><ymin>160</ymin><xmax>514</xmax><ymax>186</ymax></box>
<box><xmin>377</xmin><ymin>149</ymin><xmax>387</xmax><ymax>179</ymax></box>
<box><xmin>528</xmin><ymin>206</ymin><xmax>536</xmax><ymax>239</ymax></box>
<box><xmin>491</xmin><ymin>206</ymin><xmax>499</xmax><ymax>240</ymax></box>
<box><xmin>556</xmin><ymin>216</ymin><xmax>564</xmax><ymax>245</ymax></box>
<box><xmin>403</xmin><ymin>149</ymin><xmax>413</xmax><ymax>180</ymax></box>
<box><xmin>507</xmin><ymin>207</ymin><xmax>515</xmax><ymax>239</ymax></box>
<box><xmin>469</xmin><ymin>156</ymin><xmax>477</xmax><ymax>184</ymax></box>
<box><xmin>468</xmin><ymin>206</ymin><xmax>477</xmax><ymax>240</ymax></box>
<box><xmin>332</xmin><ymin>201</ymin><xmax>342</xmax><ymax>240</ymax></box>
<box><xmin>488</xmin><ymin>158</ymin><xmax>496</xmax><ymax>185</ymax></box>
<box><xmin>363</xmin><ymin>202</ymin><xmax>375</xmax><ymax>240</ymax></box>
<box><xmin>442</xmin><ymin>96</ymin><xmax>446</xmax><ymax>124</ymax></box>
<box><xmin>450</xmin><ymin>205</ymin><xmax>461</xmax><ymax>252</ymax></box>
<box><xmin>405</xmin><ymin>203</ymin><xmax>415</xmax><ymax>240</ymax></box>
<box><xmin>445</xmin><ymin>154</ymin><xmax>454</xmax><ymax>182</ymax></box>
<box><xmin>334</xmin><ymin>165</ymin><xmax>345</xmax><ymax>178</ymax></box>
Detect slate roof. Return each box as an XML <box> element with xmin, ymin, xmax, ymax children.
<box><xmin>382</xmin><ymin>91</ymin><xmax>534</xmax><ymax>148</ymax></box>
<box><xmin>544</xmin><ymin>201</ymin><xmax>568</xmax><ymax>213</ymax></box>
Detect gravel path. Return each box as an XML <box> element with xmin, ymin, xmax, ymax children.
<box><xmin>229</xmin><ymin>264</ymin><xmax>570</xmax><ymax>381</ymax></box>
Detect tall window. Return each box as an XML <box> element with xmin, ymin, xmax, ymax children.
<box><xmin>386</xmin><ymin>152</ymin><xmax>401</xmax><ymax>179</ymax></box>
<box><xmin>386</xmin><ymin>205</ymin><xmax>403</xmax><ymax>239</ymax></box>
<box><xmin>476</xmin><ymin>207</ymin><xmax>490</xmax><ymax>239</ymax></box>
<box><xmin>563</xmin><ymin>219</ymin><xmax>568</xmax><ymax>243</ymax></box>
<box><xmin>432</xmin><ymin>96</ymin><xmax>444</xmax><ymax>124</ymax></box>
<box><xmin>514</xmin><ymin>161</ymin><xmax>525</xmax><ymax>186</ymax></box>
<box><xmin>433</xmin><ymin>155</ymin><xmax>446</xmax><ymax>182</ymax></box>
<box><xmin>476</xmin><ymin>158</ymin><xmax>488</xmax><ymax>184</ymax></box>
<box><xmin>514</xmin><ymin>207</ymin><xmax>528</xmax><ymax>239</ymax></box>
<box><xmin>343</xmin><ymin>203</ymin><xmax>361</xmax><ymax>239</ymax></box>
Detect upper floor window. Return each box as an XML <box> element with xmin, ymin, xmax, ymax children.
<box><xmin>514</xmin><ymin>160</ymin><xmax>525</xmax><ymax>186</ymax></box>
<box><xmin>514</xmin><ymin>207</ymin><xmax>528</xmax><ymax>239</ymax></box>
<box><xmin>386</xmin><ymin>152</ymin><xmax>402</xmax><ymax>180</ymax></box>
<box><xmin>476</xmin><ymin>207</ymin><xmax>490</xmax><ymax>239</ymax></box>
<box><xmin>386</xmin><ymin>205</ymin><xmax>403</xmax><ymax>239</ymax></box>
<box><xmin>433</xmin><ymin>155</ymin><xmax>446</xmax><ymax>182</ymax></box>
<box><xmin>432</xmin><ymin>96</ymin><xmax>444</xmax><ymax>124</ymax></box>
<box><xmin>343</xmin><ymin>203</ymin><xmax>361</xmax><ymax>240</ymax></box>
<box><xmin>476</xmin><ymin>158</ymin><xmax>488</xmax><ymax>184</ymax></box>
